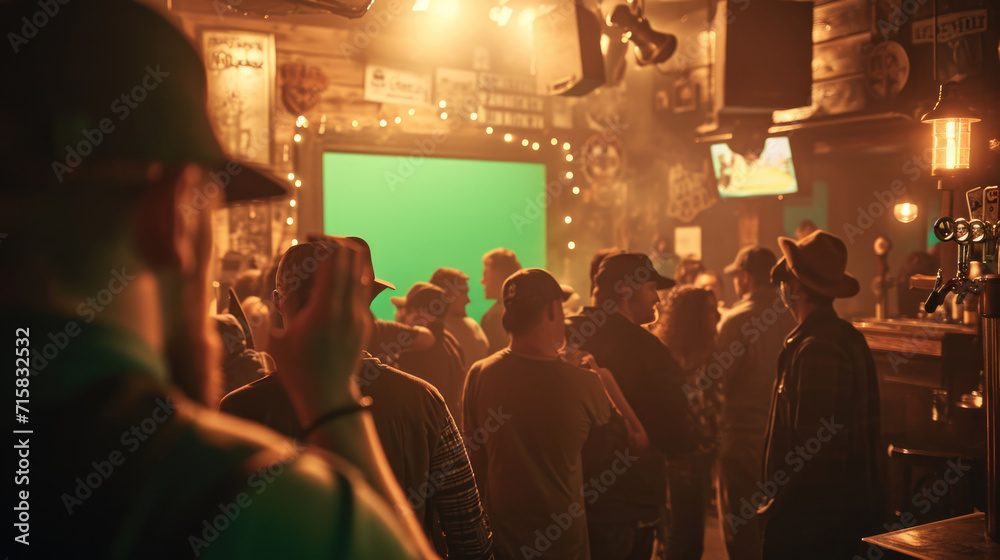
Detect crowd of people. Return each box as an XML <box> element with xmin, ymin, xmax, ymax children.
<box><xmin>5</xmin><ymin>1</ymin><xmax>887</xmax><ymax>559</ymax></box>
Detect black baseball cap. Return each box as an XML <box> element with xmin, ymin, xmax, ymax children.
<box><xmin>1</xmin><ymin>0</ymin><xmax>286</xmax><ymax>202</ymax></box>
<box><xmin>502</xmin><ymin>268</ymin><xmax>570</xmax><ymax>308</ymax></box>
<box><xmin>594</xmin><ymin>253</ymin><xmax>675</xmax><ymax>291</ymax></box>
<box><xmin>724</xmin><ymin>247</ymin><xmax>778</xmax><ymax>278</ymax></box>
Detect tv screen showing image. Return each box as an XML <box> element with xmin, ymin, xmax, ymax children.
<box><xmin>710</xmin><ymin>136</ymin><xmax>798</xmax><ymax>198</ymax></box>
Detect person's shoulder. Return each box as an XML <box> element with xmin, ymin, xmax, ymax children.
<box><xmin>219</xmin><ymin>373</ymin><xmax>282</xmax><ymax>412</ymax></box>
<box><xmin>360</xmin><ymin>358</ymin><xmax>447</xmax><ymax>406</ymax></box>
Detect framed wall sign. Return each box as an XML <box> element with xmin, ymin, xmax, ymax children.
<box><xmin>201</xmin><ymin>29</ymin><xmax>276</xmax><ymax>166</ymax></box>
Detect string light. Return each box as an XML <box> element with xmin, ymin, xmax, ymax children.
<box><xmin>565</xmin><ymin>171</ymin><xmax>573</xmax><ymax>179</ymax></box>
<box><xmin>567</xmin><ymin>241</ymin><xmax>576</xmax><ymax>249</ymax></box>
<box><xmin>294</xmin><ymin>179</ymin><xmax>302</xmax><ymax>187</ymax></box>
<box><xmin>521</xmin><ymin>139</ymin><xmax>529</xmax><ymax>147</ymax></box>
<box><xmin>408</xmin><ymin>108</ymin><xmax>416</xmax><ymax>116</ymax></box>
<box><xmin>295</xmin><ymin>115</ymin><xmax>308</xmax><ymax>128</ymax></box>
<box><xmin>564</xmin><ymin>216</ymin><xmax>572</xmax><ymax>224</ymax></box>
<box><xmin>394</xmin><ymin>116</ymin><xmax>402</xmax><ymax>124</ymax></box>
<box><xmin>287</xmin><ymin>172</ymin><xmax>295</xmax><ymax>180</ymax></box>
<box><xmin>565</xmin><ymin>154</ymin><xmax>574</xmax><ymax>162</ymax></box>
<box><xmin>531</xmin><ymin>142</ymin><xmax>540</xmax><ymax>150</ymax></box>
<box><xmin>351</xmin><ymin>120</ymin><xmax>359</xmax><ymax>127</ymax></box>
<box><xmin>572</xmin><ymin>186</ymin><xmax>580</xmax><ymax>194</ymax></box>
<box><xmin>379</xmin><ymin>119</ymin><xmax>387</xmax><ymax>127</ymax></box>
<box><xmin>293</xmin><ymin>133</ymin><xmax>302</xmax><ymax>142</ymax></box>
<box><xmin>289</xmin><ymin>199</ymin><xmax>296</xmax><ymax>207</ymax></box>
<box><xmin>486</xmin><ymin>126</ymin><xmax>494</xmax><ymax>134</ymax></box>
<box><xmin>562</xmin><ymin>142</ymin><xmax>571</xmax><ymax>150</ymax></box>
<box><xmin>470</xmin><ymin>112</ymin><xmax>478</xmax><ymax>120</ymax></box>
<box><xmin>291</xmin><ymin>238</ymin><xmax>298</xmax><ymax>246</ymax></box>
<box><xmin>286</xmin><ymin>217</ymin><xmax>294</xmax><ymax>225</ymax></box>
<box><xmin>504</xmin><ymin>133</ymin><xmax>513</xmax><ymax>142</ymax></box>
<box><xmin>441</xmin><ymin>112</ymin><xmax>448</xmax><ymax>120</ymax></box>
<box><xmin>439</xmin><ymin>100</ymin><xmax>447</xmax><ymax>109</ymax></box>
<box><xmin>551</xmin><ymin>138</ymin><xmax>558</xmax><ymax>145</ymax></box>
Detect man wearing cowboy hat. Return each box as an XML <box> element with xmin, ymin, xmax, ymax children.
<box><xmin>758</xmin><ymin>230</ymin><xmax>885</xmax><ymax>559</ymax></box>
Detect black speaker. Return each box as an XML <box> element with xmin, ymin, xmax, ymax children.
<box><xmin>718</xmin><ymin>0</ymin><xmax>813</xmax><ymax>110</ymax></box>
<box><xmin>534</xmin><ymin>1</ymin><xmax>605</xmax><ymax>96</ymax></box>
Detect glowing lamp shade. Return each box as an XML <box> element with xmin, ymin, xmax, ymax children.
<box><xmin>893</xmin><ymin>202</ymin><xmax>919</xmax><ymax>223</ymax></box>
<box><xmin>920</xmin><ymin>83</ymin><xmax>980</xmax><ymax>175</ymax></box>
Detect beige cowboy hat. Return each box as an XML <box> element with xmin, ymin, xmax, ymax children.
<box><xmin>770</xmin><ymin>230</ymin><xmax>860</xmax><ymax>298</ymax></box>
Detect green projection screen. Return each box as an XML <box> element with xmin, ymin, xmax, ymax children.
<box><xmin>323</xmin><ymin>153</ymin><xmax>547</xmax><ymax>321</ymax></box>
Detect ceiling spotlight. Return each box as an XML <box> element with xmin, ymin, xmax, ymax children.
<box><xmin>609</xmin><ymin>4</ymin><xmax>677</xmax><ymax>66</ymax></box>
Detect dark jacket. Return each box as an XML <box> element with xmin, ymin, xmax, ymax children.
<box><xmin>566</xmin><ymin>306</ymin><xmax>699</xmax><ymax>523</ymax></box>
<box><xmin>759</xmin><ymin>304</ymin><xmax>885</xmax><ymax>558</ymax></box>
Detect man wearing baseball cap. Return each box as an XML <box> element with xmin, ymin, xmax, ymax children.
<box><xmin>566</xmin><ymin>252</ymin><xmax>699</xmax><ymax>559</ymax></box>
<box><xmin>2</xmin><ymin>1</ymin><xmax>432</xmax><ymax>557</ymax></box>
<box><xmin>464</xmin><ymin>268</ymin><xmax>614</xmax><ymax>559</ymax></box>
<box><xmin>715</xmin><ymin>246</ymin><xmax>797</xmax><ymax>560</ymax></box>
<box><xmin>759</xmin><ymin>230</ymin><xmax>884</xmax><ymax>558</ymax></box>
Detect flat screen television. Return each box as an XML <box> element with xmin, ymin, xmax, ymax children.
<box><xmin>710</xmin><ymin>136</ymin><xmax>798</xmax><ymax>198</ymax></box>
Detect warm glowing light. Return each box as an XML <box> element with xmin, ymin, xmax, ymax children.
<box><xmin>287</xmin><ymin>172</ymin><xmax>295</xmax><ymax>180</ymax></box>
<box><xmin>521</xmin><ymin>139</ymin><xmax>529</xmax><ymax>147</ymax></box>
<box><xmin>564</xmin><ymin>216</ymin><xmax>572</xmax><ymax>224</ymax></box>
<box><xmin>294</xmin><ymin>179</ymin><xmax>302</xmax><ymax>187</ymax></box>
<box><xmin>601</xmin><ymin>34</ymin><xmax>611</xmax><ymax>55</ymax></box>
<box><xmin>777</xmin><ymin>195</ymin><xmax>783</xmax><ymax>201</ymax></box>
<box><xmin>565</xmin><ymin>171</ymin><xmax>574</xmax><ymax>179</ymax></box>
<box><xmin>550</xmin><ymin>138</ymin><xmax>558</xmax><ymax>145</ymax></box>
<box><xmin>621</xmin><ymin>31</ymin><xmax>632</xmax><ymax>43</ymax></box>
<box><xmin>531</xmin><ymin>142</ymin><xmax>540</xmax><ymax>150</ymax></box>
<box><xmin>289</xmin><ymin>199</ymin><xmax>296</xmax><ymax>207</ymax></box>
<box><xmin>894</xmin><ymin>202</ymin><xmax>919</xmax><ymax>223</ymax></box>
<box><xmin>489</xmin><ymin>4</ymin><xmax>512</xmax><ymax>26</ymax></box>
<box><xmin>434</xmin><ymin>0</ymin><xmax>458</xmax><ymax>18</ymax></box>
<box><xmin>379</xmin><ymin>119</ymin><xmax>387</xmax><ymax>127</ymax></box>
<box><xmin>486</xmin><ymin>126</ymin><xmax>494</xmax><ymax>134</ymax></box>
<box><xmin>293</xmin><ymin>133</ymin><xmax>302</xmax><ymax>142</ymax></box>
<box><xmin>567</xmin><ymin>241</ymin><xmax>576</xmax><ymax>249</ymax></box>
<box><xmin>295</xmin><ymin>115</ymin><xmax>308</xmax><ymax>127</ymax></box>
<box><xmin>212</xmin><ymin>281</ymin><xmax>220</xmax><ymax>288</ymax></box>
<box><xmin>411</xmin><ymin>0</ymin><xmax>430</xmax><ymax>11</ymax></box>
<box><xmin>565</xmin><ymin>154</ymin><xmax>574</xmax><ymax>162</ymax></box>
<box><xmin>351</xmin><ymin>120</ymin><xmax>359</xmax><ymax>127</ymax></box>
<box><xmin>408</xmin><ymin>108</ymin><xmax>416</xmax><ymax>116</ymax></box>
<box><xmin>470</xmin><ymin>112</ymin><xmax>478</xmax><ymax>120</ymax></box>
<box><xmin>286</xmin><ymin>217</ymin><xmax>294</xmax><ymax>225</ymax></box>
<box><xmin>562</xmin><ymin>142</ymin><xmax>571</xmax><ymax>150</ymax></box>
<box><xmin>518</xmin><ymin>7</ymin><xmax>535</xmax><ymax>27</ymax></box>
<box><xmin>394</xmin><ymin>116</ymin><xmax>402</xmax><ymax>124</ymax></box>
<box><xmin>572</xmin><ymin>186</ymin><xmax>580</xmax><ymax>194</ymax></box>
<box><xmin>440</xmin><ymin>112</ymin><xmax>448</xmax><ymax>120</ymax></box>
<box><xmin>291</xmin><ymin>238</ymin><xmax>298</xmax><ymax>246</ymax></box>
<box><xmin>504</xmin><ymin>133</ymin><xmax>513</xmax><ymax>142</ymax></box>
<box><xmin>946</xmin><ymin>121</ymin><xmax>957</xmax><ymax>169</ymax></box>
<box><xmin>439</xmin><ymin>100</ymin><xmax>447</xmax><ymax>109</ymax></box>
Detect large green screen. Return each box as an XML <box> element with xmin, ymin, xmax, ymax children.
<box><xmin>323</xmin><ymin>152</ymin><xmax>547</xmax><ymax>321</ymax></box>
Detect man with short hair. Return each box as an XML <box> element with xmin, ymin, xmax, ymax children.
<box><xmin>430</xmin><ymin>267</ymin><xmax>490</xmax><ymax>371</ymax></box>
<box><xmin>2</xmin><ymin>2</ymin><xmax>432</xmax><ymax>557</ymax></box>
<box><xmin>760</xmin><ymin>230</ymin><xmax>884</xmax><ymax>559</ymax></box>
<box><xmin>565</xmin><ymin>253</ymin><xmax>699</xmax><ymax>560</ymax></box>
<box><xmin>464</xmin><ymin>268</ymin><xmax>614</xmax><ymax>560</ymax></box>
<box><xmin>223</xmin><ymin>240</ymin><xmax>493</xmax><ymax>559</ymax></box>
<box><xmin>715</xmin><ymin>247</ymin><xmax>796</xmax><ymax>560</ymax></box>
<box><xmin>479</xmin><ymin>248</ymin><xmax>522</xmax><ymax>354</ymax></box>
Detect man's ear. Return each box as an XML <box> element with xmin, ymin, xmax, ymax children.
<box><xmin>272</xmin><ymin>289</ymin><xmax>283</xmax><ymax>317</ymax></box>
<box><xmin>132</xmin><ymin>164</ymin><xmax>205</xmax><ymax>273</ymax></box>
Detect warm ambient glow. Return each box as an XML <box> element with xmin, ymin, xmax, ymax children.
<box><xmin>572</xmin><ymin>186</ymin><xmax>580</xmax><ymax>194</ymax></box>
<box><xmin>411</xmin><ymin>0</ymin><xmax>430</xmax><ymax>11</ymax></box>
<box><xmin>562</xmin><ymin>142</ymin><xmax>571</xmax><ymax>150</ymax></box>
<box><xmin>408</xmin><ymin>108</ymin><xmax>416</xmax><ymax>116</ymax></box>
<box><xmin>564</xmin><ymin>216</ymin><xmax>572</xmax><ymax>224</ymax></box>
<box><xmin>521</xmin><ymin>139</ymin><xmax>529</xmax><ymax>147</ymax></box>
<box><xmin>287</xmin><ymin>172</ymin><xmax>295</xmax><ymax>180</ymax></box>
<box><xmin>294</xmin><ymin>179</ymin><xmax>302</xmax><ymax>187</ymax></box>
<box><xmin>567</xmin><ymin>241</ymin><xmax>576</xmax><ymax>249</ymax></box>
<box><xmin>293</xmin><ymin>134</ymin><xmax>302</xmax><ymax>142</ymax></box>
<box><xmin>565</xmin><ymin>171</ymin><xmax>573</xmax><ymax>179</ymax></box>
<box><xmin>531</xmin><ymin>142</ymin><xmax>539</xmax><ymax>150</ymax></box>
<box><xmin>486</xmin><ymin>127</ymin><xmax>494</xmax><ymax>134</ymax></box>
<box><xmin>289</xmin><ymin>199</ymin><xmax>296</xmax><ymax>207</ymax></box>
<box><xmin>295</xmin><ymin>115</ymin><xmax>308</xmax><ymax>127</ymax></box>
<box><xmin>894</xmin><ymin>203</ymin><xmax>919</xmax><ymax>224</ymax></box>
<box><xmin>565</xmin><ymin>154</ymin><xmax>574</xmax><ymax>162</ymax></box>
<box><xmin>394</xmin><ymin>116</ymin><xmax>402</xmax><ymax>124</ymax></box>
<box><xmin>439</xmin><ymin>100</ymin><xmax>447</xmax><ymax>109</ymax></box>
<box><xmin>440</xmin><ymin>112</ymin><xmax>448</xmax><ymax>120</ymax></box>
<box><xmin>379</xmin><ymin>119</ymin><xmax>387</xmax><ymax>127</ymax></box>
<box><xmin>504</xmin><ymin>133</ymin><xmax>513</xmax><ymax>142</ymax></box>
<box><xmin>470</xmin><ymin>112</ymin><xmax>478</xmax><ymax>120</ymax></box>
<box><xmin>286</xmin><ymin>217</ymin><xmax>294</xmax><ymax>225</ymax></box>
<box><xmin>928</xmin><ymin>118</ymin><xmax>976</xmax><ymax>173</ymax></box>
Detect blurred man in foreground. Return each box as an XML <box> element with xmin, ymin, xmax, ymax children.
<box><xmin>1</xmin><ymin>1</ymin><xmax>435</xmax><ymax>557</ymax></box>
